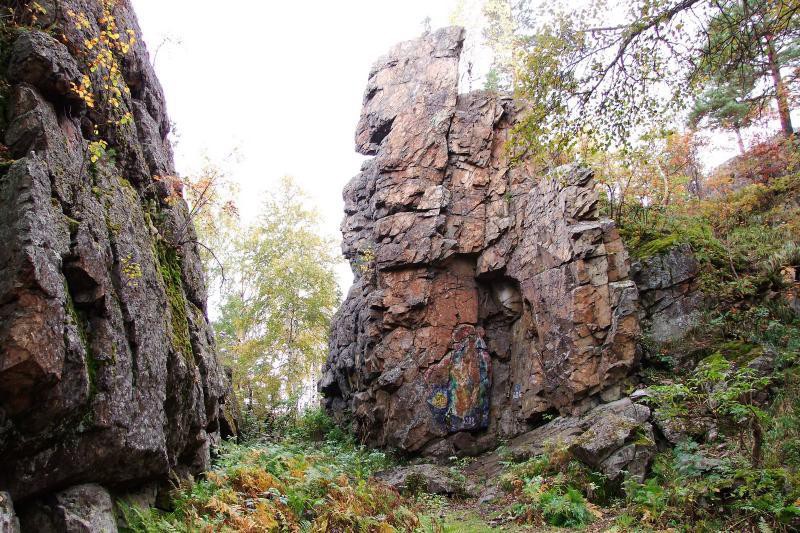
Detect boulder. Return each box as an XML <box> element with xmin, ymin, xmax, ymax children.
<box><xmin>374</xmin><ymin>464</ymin><xmax>465</xmax><ymax>496</ymax></box>
<box><xmin>321</xmin><ymin>27</ymin><xmax>640</xmax><ymax>455</ymax></box>
<box><xmin>466</xmin><ymin>398</ymin><xmax>656</xmax><ymax>483</ymax></box>
<box><xmin>18</xmin><ymin>484</ymin><xmax>117</xmax><ymax>533</ymax></box>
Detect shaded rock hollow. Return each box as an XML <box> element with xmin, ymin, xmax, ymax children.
<box><xmin>0</xmin><ymin>0</ymin><xmax>231</xmax><ymax>510</ymax></box>
<box><xmin>321</xmin><ymin>27</ymin><xmax>641</xmax><ymax>456</ymax></box>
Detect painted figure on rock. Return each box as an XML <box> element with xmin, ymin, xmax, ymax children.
<box><xmin>427</xmin><ymin>324</ymin><xmax>491</xmax><ymax>432</ymax></box>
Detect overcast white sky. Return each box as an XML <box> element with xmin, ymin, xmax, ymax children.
<box><xmin>131</xmin><ymin>0</ymin><xmax>473</xmax><ymax>292</ymax></box>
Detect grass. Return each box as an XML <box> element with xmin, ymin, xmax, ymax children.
<box><xmin>419</xmin><ymin>513</ymin><xmax>515</xmax><ymax>532</ymax></box>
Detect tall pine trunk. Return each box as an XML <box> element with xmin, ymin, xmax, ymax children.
<box><xmin>766</xmin><ymin>34</ymin><xmax>794</xmax><ymax>137</ymax></box>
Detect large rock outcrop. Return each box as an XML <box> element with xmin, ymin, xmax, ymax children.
<box><xmin>630</xmin><ymin>244</ymin><xmax>702</xmax><ymax>343</ymax></box>
<box><xmin>464</xmin><ymin>397</ymin><xmax>656</xmax><ymax>484</ymax></box>
<box><xmin>0</xmin><ymin>0</ymin><xmax>230</xmax><ymax>511</ymax></box>
<box><xmin>320</xmin><ymin>27</ymin><xmax>640</xmax><ymax>456</ymax></box>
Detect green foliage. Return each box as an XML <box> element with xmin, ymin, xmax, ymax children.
<box><xmin>498</xmin><ymin>449</ymin><xmax>611</xmax><ymax>528</ymax></box>
<box><xmin>491</xmin><ymin>0</ymin><xmax>800</xmax><ymax>158</ymax></box>
<box><xmin>648</xmin><ymin>352</ymin><xmax>770</xmax><ymax>464</ymax></box>
<box><xmin>767</xmin><ymin>367</ymin><xmax>800</xmax><ymax>468</ymax></box>
<box><xmin>689</xmin><ymin>78</ymin><xmax>756</xmax><ymax>152</ymax></box>
<box><xmin>608</xmin><ymin>154</ymin><xmax>800</xmax><ymax>530</ymax></box>
<box><xmin>508</xmin><ymin>480</ymin><xmax>595</xmax><ymax>528</ymax></box>
<box><xmin>621</xmin><ymin>444</ymin><xmax>800</xmax><ymax>530</ymax></box>
<box><xmin>619</xmin><ymin>170</ymin><xmax>800</xmax><ymax>316</ymax></box>
<box><xmin>285</xmin><ymin>407</ymin><xmax>345</xmax><ymax>443</ymax></box>
<box><xmin>120</xmin><ymin>410</ymin><xmax>409</xmax><ymax>532</ymax></box>
<box><xmin>762</xmin><ymin>241</ymin><xmax>800</xmax><ymax>279</ymax></box>
<box><xmin>207</xmin><ymin>176</ymin><xmax>341</xmax><ymax>418</ymax></box>
<box><xmin>534</xmin><ymin>486</ymin><xmax>594</xmax><ymax>528</ymax></box>
<box><xmin>629</xmin><ymin>296</ymin><xmax>800</xmax><ymax>530</ymax></box>
<box><xmin>86</xmin><ymin>140</ymin><xmax>117</xmax><ymax>176</ymax></box>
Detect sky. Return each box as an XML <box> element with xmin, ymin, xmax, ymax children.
<box><xmin>130</xmin><ymin>0</ymin><xmax>469</xmax><ymax>292</ymax></box>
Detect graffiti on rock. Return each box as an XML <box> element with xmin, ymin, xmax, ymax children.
<box><xmin>426</xmin><ymin>325</ymin><xmax>491</xmax><ymax>432</ymax></box>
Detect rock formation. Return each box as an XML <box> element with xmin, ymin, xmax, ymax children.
<box><xmin>630</xmin><ymin>244</ymin><xmax>702</xmax><ymax>343</ymax></box>
<box><xmin>465</xmin><ymin>397</ymin><xmax>656</xmax><ymax>483</ymax></box>
<box><xmin>0</xmin><ymin>0</ymin><xmax>230</xmax><ymax>520</ymax></box>
<box><xmin>321</xmin><ymin>27</ymin><xmax>641</xmax><ymax>456</ymax></box>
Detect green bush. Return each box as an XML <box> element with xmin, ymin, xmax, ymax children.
<box><xmin>288</xmin><ymin>406</ymin><xmax>337</xmax><ymax>442</ymax></box>
<box><xmin>535</xmin><ymin>486</ymin><xmax>595</xmax><ymax>528</ymax></box>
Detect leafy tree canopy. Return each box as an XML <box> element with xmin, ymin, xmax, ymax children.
<box><xmin>483</xmin><ymin>0</ymin><xmax>800</xmax><ymax>161</ymax></box>
<box><xmin>190</xmin><ymin>173</ymin><xmax>341</xmax><ymax>418</ymax></box>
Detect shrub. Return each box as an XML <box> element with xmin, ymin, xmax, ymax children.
<box><xmin>535</xmin><ymin>486</ymin><xmax>595</xmax><ymax>528</ymax></box>
<box><xmin>289</xmin><ymin>407</ymin><xmax>337</xmax><ymax>442</ymax></box>
<box><xmin>121</xmin><ymin>413</ymin><xmax>406</xmax><ymax>532</ymax></box>
<box><xmin>510</xmin><ymin>479</ymin><xmax>595</xmax><ymax>528</ymax></box>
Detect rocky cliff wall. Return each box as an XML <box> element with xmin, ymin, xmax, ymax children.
<box><xmin>630</xmin><ymin>243</ymin><xmax>702</xmax><ymax>344</ymax></box>
<box><xmin>0</xmin><ymin>0</ymin><xmax>229</xmax><ymax>509</ymax></box>
<box><xmin>320</xmin><ymin>27</ymin><xmax>641</xmax><ymax>456</ymax></box>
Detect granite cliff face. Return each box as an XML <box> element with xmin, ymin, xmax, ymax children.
<box><xmin>320</xmin><ymin>27</ymin><xmax>641</xmax><ymax>456</ymax></box>
<box><xmin>0</xmin><ymin>0</ymin><xmax>230</xmax><ymax>516</ymax></box>
<box><xmin>631</xmin><ymin>243</ymin><xmax>702</xmax><ymax>344</ymax></box>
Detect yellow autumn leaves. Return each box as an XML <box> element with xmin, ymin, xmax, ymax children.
<box><xmin>66</xmin><ymin>2</ymin><xmax>135</xmax><ymax>121</ymax></box>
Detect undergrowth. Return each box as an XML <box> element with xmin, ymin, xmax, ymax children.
<box><xmin>609</xmin><ymin>168</ymin><xmax>800</xmax><ymax>531</ymax></box>
<box><xmin>479</xmin><ymin>168</ymin><xmax>800</xmax><ymax>531</ymax></box>
<box><xmin>119</xmin><ymin>409</ymin><xmax>419</xmax><ymax>533</ymax></box>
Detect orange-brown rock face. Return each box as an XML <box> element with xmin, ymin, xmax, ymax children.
<box><xmin>320</xmin><ymin>27</ymin><xmax>641</xmax><ymax>456</ymax></box>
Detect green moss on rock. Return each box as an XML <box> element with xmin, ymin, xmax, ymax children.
<box><xmin>621</xmin><ymin>215</ymin><xmax>725</xmax><ymax>261</ymax></box>
<box><xmin>156</xmin><ymin>240</ymin><xmax>194</xmax><ymax>364</ymax></box>
<box><xmin>64</xmin><ymin>283</ymin><xmax>98</xmax><ymax>397</ymax></box>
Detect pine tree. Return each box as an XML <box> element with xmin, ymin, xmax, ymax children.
<box><xmin>689</xmin><ymin>78</ymin><xmax>757</xmax><ymax>154</ymax></box>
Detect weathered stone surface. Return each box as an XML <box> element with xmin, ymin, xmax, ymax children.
<box><xmin>321</xmin><ymin>27</ymin><xmax>640</xmax><ymax>455</ymax></box>
<box><xmin>630</xmin><ymin>244</ymin><xmax>702</xmax><ymax>343</ymax></box>
<box><xmin>0</xmin><ymin>1</ymin><xmax>231</xmax><ymax>505</ymax></box>
<box><xmin>8</xmin><ymin>31</ymin><xmax>83</xmax><ymax>108</ymax></box>
<box><xmin>465</xmin><ymin>398</ymin><xmax>656</xmax><ymax>483</ymax></box>
<box><xmin>374</xmin><ymin>464</ymin><xmax>465</xmax><ymax>496</ymax></box>
<box><xmin>19</xmin><ymin>484</ymin><xmax>118</xmax><ymax>533</ymax></box>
